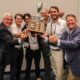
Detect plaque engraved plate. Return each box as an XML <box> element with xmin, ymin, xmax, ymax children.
<box><xmin>28</xmin><ymin>19</ymin><xmax>45</xmax><ymax>33</ymax></box>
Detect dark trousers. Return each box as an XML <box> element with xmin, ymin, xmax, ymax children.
<box><xmin>0</xmin><ymin>51</ymin><xmax>17</xmax><ymax>80</ymax></box>
<box><xmin>15</xmin><ymin>47</ymin><xmax>24</xmax><ymax>80</ymax></box>
<box><xmin>0</xmin><ymin>63</ymin><xmax>17</xmax><ymax>80</ymax></box>
<box><xmin>42</xmin><ymin>44</ymin><xmax>52</xmax><ymax>80</ymax></box>
<box><xmin>24</xmin><ymin>48</ymin><xmax>41</xmax><ymax>80</ymax></box>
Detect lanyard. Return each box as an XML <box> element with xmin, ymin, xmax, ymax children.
<box><xmin>50</xmin><ymin>22</ymin><xmax>56</xmax><ymax>35</ymax></box>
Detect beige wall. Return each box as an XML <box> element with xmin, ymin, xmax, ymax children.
<box><xmin>0</xmin><ymin>0</ymin><xmax>79</xmax><ymax>19</ymax></box>
<box><xmin>0</xmin><ymin>0</ymin><xmax>80</xmax><ymax>23</ymax></box>
<box><xmin>0</xmin><ymin>0</ymin><xmax>79</xmax><ymax>71</ymax></box>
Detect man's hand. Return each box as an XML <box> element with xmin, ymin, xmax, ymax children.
<box><xmin>49</xmin><ymin>35</ymin><xmax>58</xmax><ymax>43</ymax></box>
<box><xmin>23</xmin><ymin>29</ymin><xmax>29</xmax><ymax>34</ymax></box>
<box><xmin>13</xmin><ymin>32</ymin><xmax>22</xmax><ymax>38</ymax></box>
<box><xmin>40</xmin><ymin>32</ymin><xmax>48</xmax><ymax>39</ymax></box>
<box><xmin>20</xmin><ymin>33</ymin><xmax>28</xmax><ymax>40</ymax></box>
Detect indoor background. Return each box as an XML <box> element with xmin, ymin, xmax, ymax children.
<box><xmin>0</xmin><ymin>0</ymin><xmax>80</xmax><ymax>72</ymax></box>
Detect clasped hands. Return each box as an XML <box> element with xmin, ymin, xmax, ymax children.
<box><xmin>40</xmin><ymin>32</ymin><xmax>58</xmax><ymax>43</ymax></box>
<box><xmin>20</xmin><ymin>29</ymin><xmax>29</xmax><ymax>40</ymax></box>
<box><xmin>48</xmin><ymin>35</ymin><xmax>58</xmax><ymax>43</ymax></box>
<box><xmin>20</xmin><ymin>30</ymin><xmax>59</xmax><ymax>43</ymax></box>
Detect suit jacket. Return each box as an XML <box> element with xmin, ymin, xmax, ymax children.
<box><xmin>22</xmin><ymin>24</ymin><xmax>27</xmax><ymax>31</ymax></box>
<box><xmin>0</xmin><ymin>22</ymin><xmax>19</xmax><ymax>65</ymax></box>
<box><xmin>60</xmin><ymin>27</ymin><xmax>80</xmax><ymax>77</ymax></box>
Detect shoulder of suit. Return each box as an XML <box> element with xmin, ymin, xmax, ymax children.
<box><xmin>70</xmin><ymin>27</ymin><xmax>80</xmax><ymax>36</ymax></box>
<box><xmin>0</xmin><ymin>23</ymin><xmax>7</xmax><ymax>30</ymax></box>
<box><xmin>76</xmin><ymin>27</ymin><xmax>80</xmax><ymax>32</ymax></box>
<box><xmin>22</xmin><ymin>25</ymin><xmax>26</xmax><ymax>31</ymax></box>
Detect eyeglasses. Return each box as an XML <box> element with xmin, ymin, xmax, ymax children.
<box><xmin>5</xmin><ymin>18</ymin><xmax>13</xmax><ymax>21</ymax></box>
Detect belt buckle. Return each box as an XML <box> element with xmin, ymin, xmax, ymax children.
<box><xmin>54</xmin><ymin>49</ymin><xmax>60</xmax><ymax>51</ymax></box>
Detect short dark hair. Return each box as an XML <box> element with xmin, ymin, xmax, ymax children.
<box><xmin>66</xmin><ymin>14</ymin><xmax>77</xmax><ymax>20</ymax></box>
<box><xmin>23</xmin><ymin>13</ymin><xmax>31</xmax><ymax>19</ymax></box>
<box><xmin>49</xmin><ymin>6</ymin><xmax>59</xmax><ymax>13</ymax></box>
<box><xmin>14</xmin><ymin>13</ymin><xmax>23</xmax><ymax>19</ymax></box>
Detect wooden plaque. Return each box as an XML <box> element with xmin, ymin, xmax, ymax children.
<box><xmin>28</xmin><ymin>20</ymin><xmax>45</xmax><ymax>33</ymax></box>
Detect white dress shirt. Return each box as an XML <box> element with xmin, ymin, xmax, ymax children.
<box><xmin>46</xmin><ymin>18</ymin><xmax>66</xmax><ymax>50</ymax></box>
<box><xmin>10</xmin><ymin>23</ymin><xmax>22</xmax><ymax>48</ymax></box>
<box><xmin>28</xmin><ymin>32</ymin><xmax>39</xmax><ymax>50</ymax></box>
<box><xmin>10</xmin><ymin>23</ymin><xmax>22</xmax><ymax>35</ymax></box>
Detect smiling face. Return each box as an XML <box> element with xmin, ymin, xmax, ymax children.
<box><xmin>66</xmin><ymin>15</ymin><xmax>77</xmax><ymax>30</ymax></box>
<box><xmin>49</xmin><ymin>7</ymin><xmax>59</xmax><ymax>21</ymax></box>
<box><xmin>23</xmin><ymin>13</ymin><xmax>32</xmax><ymax>26</ymax></box>
<box><xmin>3</xmin><ymin>15</ymin><xmax>13</xmax><ymax>28</ymax></box>
<box><xmin>15</xmin><ymin>15</ymin><xmax>23</xmax><ymax>27</ymax></box>
<box><xmin>24</xmin><ymin>16</ymin><xmax>31</xmax><ymax>25</ymax></box>
<box><xmin>40</xmin><ymin>9</ymin><xmax>49</xmax><ymax>20</ymax></box>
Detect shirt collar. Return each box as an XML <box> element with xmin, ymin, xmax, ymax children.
<box><xmin>67</xmin><ymin>26</ymin><xmax>77</xmax><ymax>34</ymax></box>
<box><xmin>7</xmin><ymin>27</ymin><xmax>11</xmax><ymax>32</ymax></box>
<box><xmin>51</xmin><ymin>18</ymin><xmax>61</xmax><ymax>25</ymax></box>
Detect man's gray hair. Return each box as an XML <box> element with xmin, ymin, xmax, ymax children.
<box><xmin>3</xmin><ymin>13</ymin><xmax>13</xmax><ymax>19</ymax></box>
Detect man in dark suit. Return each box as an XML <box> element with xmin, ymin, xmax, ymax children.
<box><xmin>0</xmin><ymin>13</ymin><xmax>22</xmax><ymax>80</ymax></box>
<box><xmin>49</xmin><ymin>14</ymin><xmax>80</xmax><ymax>80</ymax></box>
<box><xmin>40</xmin><ymin>9</ymin><xmax>52</xmax><ymax>80</ymax></box>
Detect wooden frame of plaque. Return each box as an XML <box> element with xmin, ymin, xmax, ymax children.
<box><xmin>28</xmin><ymin>20</ymin><xmax>45</xmax><ymax>33</ymax></box>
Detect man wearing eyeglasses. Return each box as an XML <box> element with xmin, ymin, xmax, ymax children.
<box><xmin>0</xmin><ymin>13</ymin><xmax>22</xmax><ymax>80</ymax></box>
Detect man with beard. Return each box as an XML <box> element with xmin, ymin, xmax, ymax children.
<box><xmin>46</xmin><ymin>6</ymin><xmax>66</xmax><ymax>80</ymax></box>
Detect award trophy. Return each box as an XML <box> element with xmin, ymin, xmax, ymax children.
<box><xmin>28</xmin><ymin>0</ymin><xmax>45</xmax><ymax>34</ymax></box>
<box><xmin>28</xmin><ymin>18</ymin><xmax>45</xmax><ymax>34</ymax></box>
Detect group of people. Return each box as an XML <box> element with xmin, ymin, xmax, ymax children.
<box><xmin>0</xmin><ymin>5</ymin><xmax>80</xmax><ymax>80</ymax></box>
